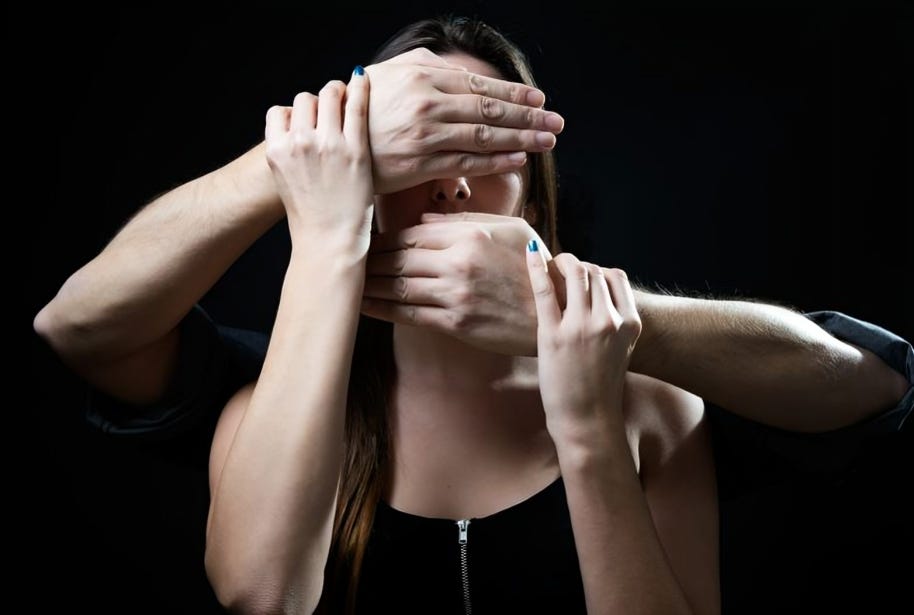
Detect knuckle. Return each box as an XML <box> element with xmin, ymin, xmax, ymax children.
<box><xmin>533</xmin><ymin>282</ymin><xmax>554</xmax><ymax>298</ymax></box>
<box><xmin>266</xmin><ymin>105</ymin><xmax>282</xmax><ymax>120</ymax></box>
<box><xmin>324</xmin><ymin>80</ymin><xmax>346</xmax><ymax>94</ymax></box>
<box><xmin>466</xmin><ymin>226</ymin><xmax>491</xmax><ymax>245</ymax></box>
<box><xmin>449</xmin><ymin>309</ymin><xmax>472</xmax><ymax>332</ymax></box>
<box><xmin>467</xmin><ymin>72</ymin><xmax>488</xmax><ymax>95</ymax></box>
<box><xmin>474</xmin><ymin>123</ymin><xmax>495</xmax><ymax>150</ymax></box>
<box><xmin>293</xmin><ymin>91</ymin><xmax>314</xmax><ymax>106</ymax></box>
<box><xmin>452</xmin><ymin>284</ymin><xmax>474</xmax><ymax>306</ymax></box>
<box><xmin>393</xmin><ymin>252</ymin><xmax>407</xmax><ymax>275</ymax></box>
<box><xmin>457</xmin><ymin>154</ymin><xmax>479</xmax><ymax>173</ymax></box>
<box><xmin>413</xmin><ymin>96</ymin><xmax>436</xmax><ymax>118</ymax></box>
<box><xmin>621</xmin><ymin>317</ymin><xmax>643</xmax><ymax>338</ymax></box>
<box><xmin>291</xmin><ymin>130</ymin><xmax>313</xmax><ymax>150</ymax></box>
<box><xmin>408</xmin><ymin>69</ymin><xmax>433</xmax><ymax>87</ymax></box>
<box><xmin>553</xmin><ymin>252</ymin><xmax>576</xmax><ymax>267</ymax></box>
<box><xmin>479</xmin><ymin>96</ymin><xmax>505</xmax><ymax>120</ymax></box>
<box><xmin>264</xmin><ymin>142</ymin><xmax>283</xmax><ymax>164</ymax></box>
<box><xmin>608</xmin><ymin>267</ymin><xmax>628</xmax><ymax>281</ymax></box>
<box><xmin>394</xmin><ymin>277</ymin><xmax>410</xmax><ymax>302</ymax></box>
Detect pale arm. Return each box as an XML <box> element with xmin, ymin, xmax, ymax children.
<box><xmin>204</xmin><ymin>237</ymin><xmax>366</xmax><ymax>613</ymax></box>
<box><xmin>527</xmin><ymin>253</ymin><xmax>714</xmax><ymax>613</ymax></box>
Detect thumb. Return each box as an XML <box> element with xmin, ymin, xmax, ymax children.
<box><xmin>526</xmin><ymin>239</ymin><xmax>561</xmax><ymax>328</ymax></box>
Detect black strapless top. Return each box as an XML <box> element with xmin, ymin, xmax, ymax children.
<box><xmin>356</xmin><ymin>476</ymin><xmax>587</xmax><ymax>614</ymax></box>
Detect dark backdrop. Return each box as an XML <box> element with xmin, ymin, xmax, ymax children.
<box><xmin>29</xmin><ymin>2</ymin><xmax>912</xmax><ymax>613</ymax></box>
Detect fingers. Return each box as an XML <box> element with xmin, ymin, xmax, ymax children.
<box><xmin>365</xmin><ymin>248</ymin><xmax>446</xmax><ymax>277</ymax></box>
<box><xmin>265</xmin><ymin>105</ymin><xmax>291</xmax><ymax>141</ymax></box>
<box><xmin>525</xmin><ymin>239</ymin><xmax>561</xmax><ymax>328</ymax></box>
<box><xmin>440</xmin><ymin>95</ymin><xmax>564</xmax><ymax>133</ymax></box>
<box><xmin>317</xmin><ymin>80</ymin><xmax>346</xmax><ymax>134</ymax></box>
<box><xmin>604</xmin><ymin>268</ymin><xmax>639</xmax><ymax>324</ymax></box>
<box><xmin>417</xmin><ymin>151</ymin><xmax>529</xmax><ymax>179</ymax></box>
<box><xmin>552</xmin><ymin>253</ymin><xmax>590</xmax><ymax>316</ymax></box>
<box><xmin>343</xmin><ymin>66</ymin><xmax>369</xmax><ymax>143</ymax></box>
<box><xmin>289</xmin><ymin>93</ymin><xmax>317</xmax><ymax>134</ymax></box>
<box><xmin>587</xmin><ymin>263</ymin><xmax>618</xmax><ymax>322</ymax></box>
<box><xmin>432</xmin><ymin>68</ymin><xmax>547</xmax><ymax>108</ymax></box>
<box><xmin>360</xmin><ymin>297</ymin><xmax>450</xmax><ymax>329</ymax></box>
<box><xmin>369</xmin><ymin>224</ymin><xmax>459</xmax><ymax>253</ymax></box>
<box><xmin>362</xmin><ymin>275</ymin><xmax>451</xmax><ymax>305</ymax></box>
<box><xmin>437</xmin><ymin>123</ymin><xmax>556</xmax><ymax>153</ymax></box>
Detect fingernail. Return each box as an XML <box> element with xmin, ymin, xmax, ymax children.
<box><xmin>535</xmin><ymin>132</ymin><xmax>556</xmax><ymax>148</ymax></box>
<box><xmin>526</xmin><ymin>90</ymin><xmax>545</xmax><ymax>106</ymax></box>
<box><xmin>508</xmin><ymin>152</ymin><xmax>527</xmax><ymax>163</ymax></box>
<box><xmin>544</xmin><ymin>112</ymin><xmax>564</xmax><ymax>132</ymax></box>
<box><xmin>353</xmin><ymin>65</ymin><xmax>365</xmax><ymax>76</ymax></box>
<box><xmin>527</xmin><ymin>239</ymin><xmax>539</xmax><ymax>253</ymax></box>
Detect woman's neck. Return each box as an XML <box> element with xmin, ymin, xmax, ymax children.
<box><xmin>386</xmin><ymin>324</ymin><xmax>559</xmax><ymax>518</ymax></box>
<box><xmin>393</xmin><ymin>323</ymin><xmax>537</xmax><ymax>393</ymax></box>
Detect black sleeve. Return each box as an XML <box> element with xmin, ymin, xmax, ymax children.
<box><xmin>707</xmin><ymin>310</ymin><xmax>913</xmax><ymax>484</ymax></box>
<box><xmin>84</xmin><ymin>304</ymin><xmax>268</xmax><ymax>441</ymax></box>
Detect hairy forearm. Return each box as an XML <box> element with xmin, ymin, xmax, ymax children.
<box><xmin>206</xmin><ymin>238</ymin><xmax>366</xmax><ymax>612</ymax></box>
<box><xmin>555</xmin><ymin>419</ymin><xmax>693</xmax><ymax>615</ymax></box>
<box><xmin>35</xmin><ymin>142</ymin><xmax>283</xmax><ymax>363</ymax></box>
<box><xmin>629</xmin><ymin>289</ymin><xmax>908</xmax><ymax>431</ymax></box>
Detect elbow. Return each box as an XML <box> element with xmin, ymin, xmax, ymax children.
<box><xmin>33</xmin><ymin>301</ymin><xmax>66</xmax><ymax>353</ymax></box>
<box><xmin>205</xmin><ymin>548</ymin><xmax>322</xmax><ymax>615</ymax></box>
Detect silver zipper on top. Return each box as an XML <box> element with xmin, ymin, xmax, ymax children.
<box><xmin>456</xmin><ymin>519</ymin><xmax>472</xmax><ymax>614</ymax></box>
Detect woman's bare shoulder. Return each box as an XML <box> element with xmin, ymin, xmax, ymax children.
<box><xmin>623</xmin><ymin>372</ymin><xmax>706</xmax><ymax>469</ymax></box>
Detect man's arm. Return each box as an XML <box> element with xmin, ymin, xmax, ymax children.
<box><xmin>358</xmin><ymin>212</ymin><xmax>910</xmax><ymax>432</ymax></box>
<box><xmin>630</xmin><ymin>290</ymin><xmax>911</xmax><ymax>432</ymax></box>
<box><xmin>33</xmin><ymin>54</ymin><xmax>563</xmax><ymax>407</ymax></box>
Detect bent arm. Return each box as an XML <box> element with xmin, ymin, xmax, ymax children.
<box><xmin>204</xmin><ymin>234</ymin><xmax>366</xmax><ymax>613</ymax></box>
<box><xmin>628</xmin><ymin>289</ymin><xmax>910</xmax><ymax>432</ymax></box>
<box><xmin>33</xmin><ymin>142</ymin><xmax>283</xmax><ymax>404</ymax></box>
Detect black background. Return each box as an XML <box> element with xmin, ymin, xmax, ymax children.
<box><xmin>28</xmin><ymin>1</ymin><xmax>912</xmax><ymax>613</ymax></box>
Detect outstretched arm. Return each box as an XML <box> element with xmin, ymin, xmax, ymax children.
<box><xmin>630</xmin><ymin>291</ymin><xmax>910</xmax><ymax>431</ymax></box>
<box><xmin>33</xmin><ymin>50</ymin><xmax>563</xmax><ymax>407</ymax></box>
<box><xmin>361</xmin><ymin>212</ymin><xmax>910</xmax><ymax>432</ymax></box>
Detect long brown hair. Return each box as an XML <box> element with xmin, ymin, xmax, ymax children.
<box><xmin>320</xmin><ymin>15</ymin><xmax>559</xmax><ymax>613</ymax></box>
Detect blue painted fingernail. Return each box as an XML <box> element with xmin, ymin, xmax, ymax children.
<box><xmin>527</xmin><ymin>239</ymin><xmax>539</xmax><ymax>253</ymax></box>
<box><xmin>353</xmin><ymin>65</ymin><xmax>365</xmax><ymax>76</ymax></box>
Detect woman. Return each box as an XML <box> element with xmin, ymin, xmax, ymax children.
<box><xmin>204</xmin><ymin>17</ymin><xmax>718</xmax><ymax>615</ymax></box>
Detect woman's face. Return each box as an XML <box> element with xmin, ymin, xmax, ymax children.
<box><xmin>374</xmin><ymin>52</ymin><xmax>527</xmax><ymax>233</ymax></box>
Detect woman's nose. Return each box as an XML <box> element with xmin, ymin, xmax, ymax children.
<box><xmin>431</xmin><ymin>177</ymin><xmax>472</xmax><ymax>202</ymax></box>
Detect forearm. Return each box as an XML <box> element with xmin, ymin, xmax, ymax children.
<box><xmin>555</xmin><ymin>418</ymin><xmax>693</xmax><ymax>615</ymax></box>
<box><xmin>629</xmin><ymin>289</ymin><xmax>909</xmax><ymax>431</ymax></box>
<box><xmin>206</xmin><ymin>237</ymin><xmax>366</xmax><ymax>611</ymax></box>
<box><xmin>35</xmin><ymin>142</ymin><xmax>283</xmax><ymax>363</ymax></box>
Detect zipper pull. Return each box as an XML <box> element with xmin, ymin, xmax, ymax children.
<box><xmin>457</xmin><ymin>519</ymin><xmax>470</xmax><ymax>545</ymax></box>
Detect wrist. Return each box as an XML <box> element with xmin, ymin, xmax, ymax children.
<box><xmin>290</xmin><ymin>220</ymin><xmax>372</xmax><ymax>267</ymax></box>
<box><xmin>212</xmin><ymin>141</ymin><xmax>286</xmax><ymax>222</ymax></box>
<box><xmin>547</xmin><ymin>410</ymin><xmax>627</xmax><ymax>461</ymax></box>
<box><xmin>628</xmin><ymin>289</ymin><xmax>672</xmax><ymax>373</ymax></box>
